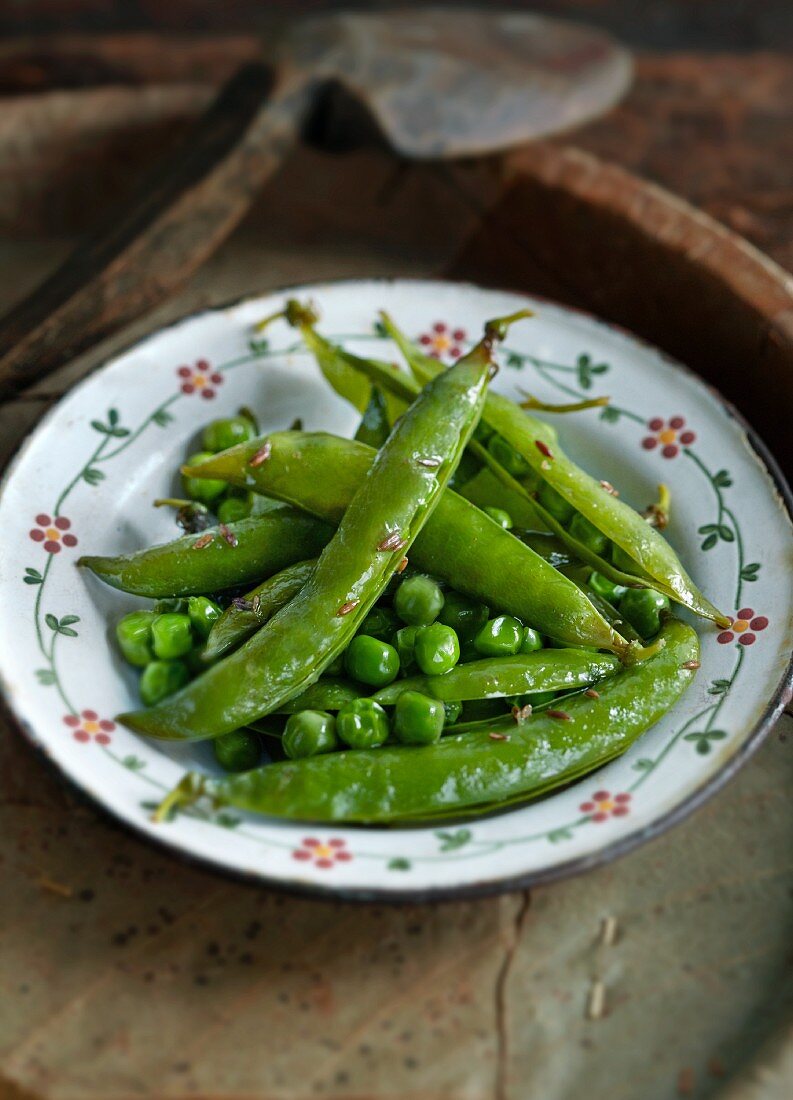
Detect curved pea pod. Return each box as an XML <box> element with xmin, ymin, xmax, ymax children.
<box><xmin>77</xmin><ymin>506</ymin><xmax>332</xmax><ymax>598</ymax></box>
<box><xmin>118</xmin><ymin>324</ymin><xmax>496</xmax><ymax>741</ymax></box>
<box><xmin>354</xmin><ymin>386</ymin><xmax>391</xmax><ymax>448</ymax></box>
<box><xmin>274</xmin><ymin>678</ymin><xmax>364</xmax><ymax>715</ymax></box>
<box><xmin>372</xmin><ymin>650</ymin><xmax>620</xmax><ymax>704</ymax></box>
<box><xmin>187</xmin><ymin>432</ymin><xmax>630</xmax><ymax>655</ymax></box>
<box><xmin>201</xmin><ymin>559</ymin><xmax>316</xmax><ymax>662</ymax></box>
<box><xmin>381</xmin><ymin>313</ymin><xmax>727</xmax><ymax>626</ymax></box>
<box><xmin>154</xmin><ymin>619</ymin><xmax>699</xmax><ymax>824</ymax></box>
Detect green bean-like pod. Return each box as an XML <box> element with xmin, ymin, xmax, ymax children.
<box><xmin>372</xmin><ymin>650</ymin><xmax>619</xmax><ymax>704</ymax></box>
<box><xmin>118</xmin><ymin>317</ymin><xmax>504</xmax><ymax>741</ymax></box>
<box><xmin>202</xmin><ymin>559</ymin><xmax>316</xmax><ymax>662</ymax></box>
<box><xmin>78</xmin><ymin>505</ymin><xmax>332</xmax><ymax>598</ymax></box>
<box><xmin>381</xmin><ymin>312</ymin><xmax>727</xmax><ymax>626</ymax></box>
<box><xmin>154</xmin><ymin>619</ymin><xmax>699</xmax><ymax>824</ymax></box>
<box><xmin>186</xmin><ymin>432</ymin><xmax>629</xmax><ymax>656</ymax></box>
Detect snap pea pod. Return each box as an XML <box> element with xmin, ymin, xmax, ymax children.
<box><xmin>381</xmin><ymin>312</ymin><xmax>727</xmax><ymax>626</ymax></box>
<box><xmin>354</xmin><ymin>386</ymin><xmax>390</xmax><ymax>449</ymax></box>
<box><xmin>201</xmin><ymin>559</ymin><xmax>316</xmax><ymax>662</ymax></box>
<box><xmin>372</xmin><ymin>650</ymin><xmax>619</xmax><ymax>704</ymax></box>
<box><xmin>118</xmin><ymin>321</ymin><xmax>498</xmax><ymax>741</ymax></box>
<box><xmin>284</xmin><ymin>310</ymin><xmax>639</xmax><ymax>591</ymax></box>
<box><xmin>272</xmin><ymin>678</ymin><xmax>363</xmax><ymax>715</ymax></box>
<box><xmin>78</xmin><ymin>505</ymin><xmax>332</xmax><ymax>598</ymax></box>
<box><xmin>155</xmin><ymin>619</ymin><xmax>698</xmax><ymax>824</ymax></box>
<box><xmin>187</xmin><ymin>432</ymin><xmax>629</xmax><ymax>655</ymax></box>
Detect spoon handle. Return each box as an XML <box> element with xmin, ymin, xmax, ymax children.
<box><xmin>0</xmin><ymin>62</ymin><xmax>315</xmax><ymax>398</ymax></box>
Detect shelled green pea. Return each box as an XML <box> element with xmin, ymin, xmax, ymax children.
<box><xmin>213</xmin><ymin>728</ymin><xmax>261</xmax><ymax>772</ymax></box>
<box><xmin>182</xmin><ymin>451</ymin><xmax>228</xmax><ymax>505</ymax></box>
<box><xmin>283</xmin><ymin>710</ymin><xmax>338</xmax><ymax>760</ymax></box>
<box><xmin>151</xmin><ymin>612</ymin><xmax>194</xmax><ymax>659</ymax></box>
<box><xmin>394</xmin><ymin>691</ymin><xmax>445</xmax><ymax>745</ymax></box>
<box><xmin>394</xmin><ymin>574</ymin><xmax>444</xmax><ymax>626</ymax></box>
<box><xmin>618</xmin><ymin>588</ymin><xmax>670</xmax><ymax>638</ymax></box>
<box><xmin>116</xmin><ymin>610</ymin><xmax>157</xmax><ymax>667</ymax></box>
<box><xmin>139</xmin><ymin>659</ymin><xmax>190</xmax><ymax>706</ymax></box>
<box><xmin>474</xmin><ymin>615</ymin><xmax>523</xmax><ymax>657</ymax></box>
<box><xmin>202</xmin><ymin>415</ymin><xmax>257</xmax><ymax>454</ymax></box>
<box><xmin>187</xmin><ymin>596</ymin><xmax>222</xmax><ymax>640</ymax></box>
<box><xmin>414</xmin><ymin>623</ymin><xmax>460</xmax><ymax>675</ymax></box>
<box><xmin>336</xmin><ymin>699</ymin><xmax>390</xmax><ymax>749</ymax></box>
<box><xmin>344</xmin><ymin>635</ymin><xmax>400</xmax><ymax>687</ymax></box>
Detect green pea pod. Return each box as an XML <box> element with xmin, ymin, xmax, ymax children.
<box><xmin>154</xmin><ymin>619</ymin><xmax>698</xmax><ymax>824</ymax></box>
<box><xmin>372</xmin><ymin>650</ymin><xmax>619</xmax><ymax>704</ymax></box>
<box><xmin>459</xmin><ymin>466</ymin><xmax>539</xmax><ymax>528</ymax></box>
<box><xmin>201</xmin><ymin>559</ymin><xmax>317</xmax><ymax>662</ymax></box>
<box><xmin>353</xmin><ymin>385</ymin><xmax>390</xmax><ymax>448</ymax></box>
<box><xmin>187</xmin><ymin>432</ymin><xmax>629</xmax><ymax>655</ymax></box>
<box><xmin>381</xmin><ymin>313</ymin><xmax>727</xmax><ymax>626</ymax></box>
<box><xmin>273</xmin><ymin>678</ymin><xmax>363</xmax><ymax>715</ymax></box>
<box><xmin>78</xmin><ymin>506</ymin><xmax>332</xmax><ymax>598</ymax></box>
<box><xmin>118</xmin><ymin>320</ymin><xmax>500</xmax><ymax>741</ymax></box>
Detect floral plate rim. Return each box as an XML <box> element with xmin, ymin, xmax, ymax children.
<box><xmin>1</xmin><ymin>277</ymin><xmax>792</xmax><ymax>903</ymax></box>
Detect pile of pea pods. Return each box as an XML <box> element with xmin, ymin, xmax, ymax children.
<box><xmin>79</xmin><ymin>305</ymin><xmax>723</xmax><ymax>824</ymax></box>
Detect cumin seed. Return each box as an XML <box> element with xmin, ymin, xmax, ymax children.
<box><xmin>535</xmin><ymin>439</ymin><xmax>554</xmax><ymax>459</ymax></box>
<box><xmin>396</xmin><ymin>557</ymin><xmax>409</xmax><ymax>574</ymax></box>
<box><xmin>489</xmin><ymin>731</ymin><xmax>510</xmax><ymax>741</ymax></box>
<box><xmin>599</xmin><ymin>480</ymin><xmax>619</xmax><ymax>496</ymax></box>
<box><xmin>511</xmin><ymin>703</ymin><xmax>533</xmax><ymax>724</ymax></box>
<box><xmin>337</xmin><ymin>600</ymin><xmax>360</xmax><ymax>617</ymax></box>
<box><xmin>681</xmin><ymin>659</ymin><xmax>701</xmax><ymax>670</ymax></box>
<box><xmin>193</xmin><ymin>533</ymin><xmax>214</xmax><ymax>550</ymax></box>
<box><xmin>585</xmin><ymin>688</ymin><xmax>600</xmax><ymax>699</ymax></box>
<box><xmin>219</xmin><ymin>523</ymin><xmax>238</xmax><ymax>548</ymax></box>
<box><xmin>417</xmin><ymin>456</ymin><xmax>441</xmax><ymax>468</ymax></box>
<box><xmin>248</xmin><ymin>440</ymin><xmax>272</xmax><ymax>467</ymax></box>
<box><xmin>377</xmin><ymin>531</ymin><xmax>406</xmax><ymax>552</ymax></box>
<box><xmin>547</xmin><ymin>709</ymin><xmax>572</xmax><ymax>721</ymax></box>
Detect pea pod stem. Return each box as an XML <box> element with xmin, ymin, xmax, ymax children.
<box><xmin>119</xmin><ymin>320</ymin><xmax>501</xmax><ymax>741</ymax></box>
<box><xmin>519</xmin><ymin>391</ymin><xmax>610</xmax><ymax>414</ymax></box>
<box><xmin>154</xmin><ymin>619</ymin><xmax>699</xmax><ymax>825</ymax></box>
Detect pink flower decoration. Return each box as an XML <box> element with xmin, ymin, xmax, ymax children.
<box><xmin>641</xmin><ymin>415</ymin><xmax>696</xmax><ymax>458</ymax></box>
<box><xmin>29</xmin><ymin>514</ymin><xmax>77</xmax><ymax>554</ymax></box>
<box><xmin>63</xmin><ymin>709</ymin><xmax>115</xmax><ymax>745</ymax></box>
<box><xmin>176</xmin><ymin>359</ymin><xmax>223</xmax><ymax>399</ymax></box>
<box><xmin>717</xmin><ymin>608</ymin><xmax>769</xmax><ymax>647</ymax></box>
<box><xmin>292</xmin><ymin>837</ymin><xmax>352</xmax><ymax>869</ymax></box>
<box><xmin>579</xmin><ymin>789</ymin><xmax>631</xmax><ymax>822</ymax></box>
<box><xmin>417</xmin><ymin>322</ymin><xmax>466</xmax><ymax>361</ymax></box>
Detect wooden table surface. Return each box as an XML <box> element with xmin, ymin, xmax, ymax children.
<box><xmin>0</xmin><ymin>53</ymin><xmax>792</xmax><ymax>1100</ymax></box>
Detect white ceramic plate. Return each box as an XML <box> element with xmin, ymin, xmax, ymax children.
<box><xmin>1</xmin><ymin>279</ymin><xmax>791</xmax><ymax>900</ymax></box>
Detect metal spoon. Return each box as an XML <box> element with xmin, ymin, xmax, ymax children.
<box><xmin>0</xmin><ymin>9</ymin><xmax>630</xmax><ymax>395</ymax></box>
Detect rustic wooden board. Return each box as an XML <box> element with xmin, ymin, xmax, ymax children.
<box><xmin>0</xmin><ymin>51</ymin><xmax>791</xmax><ymax>1100</ymax></box>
